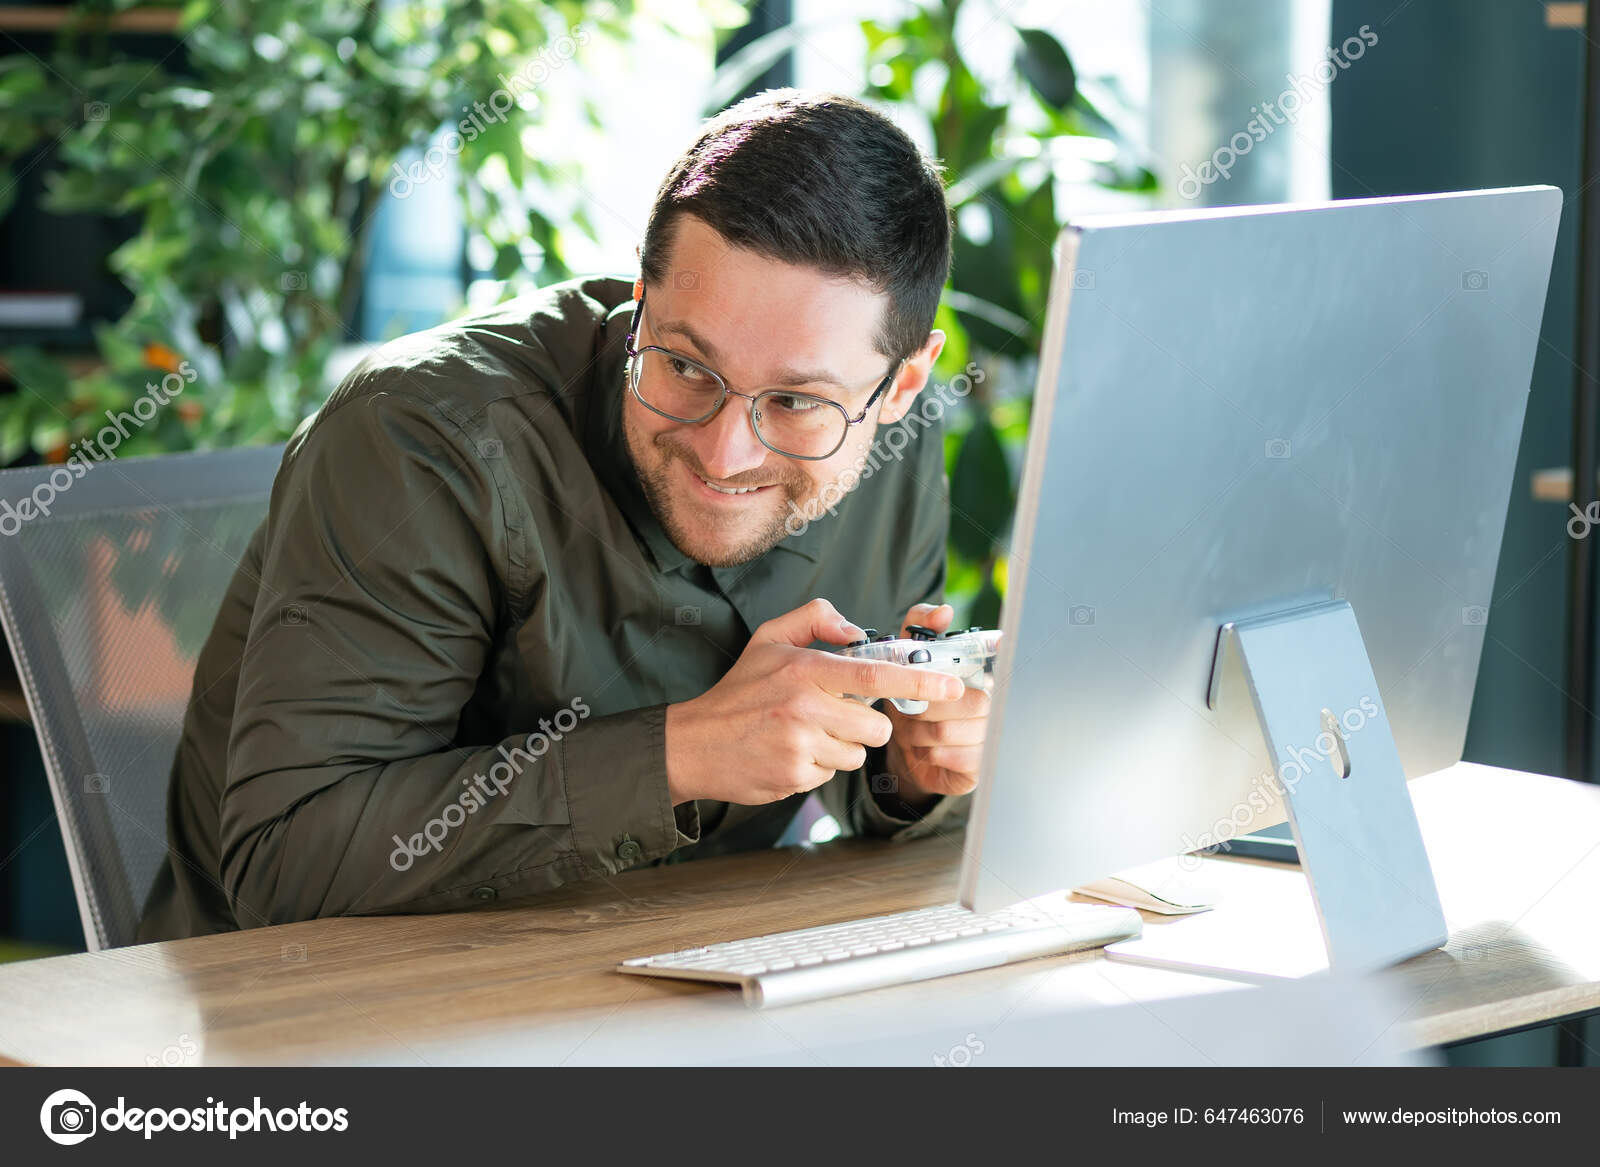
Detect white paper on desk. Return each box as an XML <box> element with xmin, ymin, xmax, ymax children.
<box><xmin>1073</xmin><ymin>857</ymin><xmax>1222</xmax><ymax>915</ymax></box>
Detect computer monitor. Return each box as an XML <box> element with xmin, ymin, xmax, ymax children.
<box><xmin>958</xmin><ymin>187</ymin><xmax>1562</xmax><ymax>976</ymax></box>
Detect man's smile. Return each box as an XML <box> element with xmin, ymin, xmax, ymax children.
<box><xmin>683</xmin><ymin>460</ymin><xmax>779</xmax><ymax>500</ymax></box>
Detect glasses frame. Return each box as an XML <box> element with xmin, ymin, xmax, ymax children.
<box><xmin>623</xmin><ymin>285</ymin><xmax>905</xmax><ymax>461</ymax></box>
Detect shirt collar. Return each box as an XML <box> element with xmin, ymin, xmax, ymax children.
<box><xmin>589</xmin><ymin>293</ymin><xmax>825</xmax><ymax>571</ymax></box>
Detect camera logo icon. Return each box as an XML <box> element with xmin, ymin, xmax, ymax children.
<box><xmin>1071</xmin><ymin>269</ymin><xmax>1096</xmax><ymax>291</ymax></box>
<box><xmin>674</xmin><ymin>270</ymin><xmax>700</xmax><ymax>290</ymax></box>
<box><xmin>1265</xmin><ymin>438</ymin><xmax>1291</xmax><ymax>459</ymax></box>
<box><xmin>870</xmin><ymin>773</ymin><xmax>898</xmax><ymax>795</ymax></box>
<box><xmin>1462</xmin><ymin>269</ymin><xmax>1489</xmax><ymax>291</ymax></box>
<box><xmin>674</xmin><ymin>605</ymin><xmax>701</xmax><ymax>626</ymax></box>
<box><xmin>280</xmin><ymin>604</ymin><xmax>307</xmax><ymax>626</ymax></box>
<box><xmin>1069</xmin><ymin>604</ymin><xmax>1096</xmax><ymax>627</ymax></box>
<box><xmin>40</xmin><ymin>1088</ymin><xmax>96</xmax><ymax>1145</ymax></box>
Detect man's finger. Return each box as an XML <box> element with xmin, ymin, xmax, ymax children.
<box><xmin>812</xmin><ymin>732</ymin><xmax>869</xmax><ymax>775</ymax></box>
<box><xmin>890</xmin><ymin>713</ymin><xmax>987</xmax><ymax>749</ymax></box>
<box><xmin>901</xmin><ymin>602</ymin><xmax>955</xmax><ymax>637</ymax></box>
<box><xmin>919</xmin><ymin>744</ymin><xmax>985</xmax><ymax>776</ymax></box>
<box><xmin>807</xmin><ymin>653</ymin><xmax>965</xmax><ymax>704</ymax></box>
<box><xmin>755</xmin><ymin>596</ymin><xmax>864</xmax><ymax>649</ymax></box>
<box><xmin>893</xmin><ymin>684</ymin><xmax>990</xmax><ymax>722</ymax></box>
<box><xmin>910</xmin><ymin>766</ymin><xmax>981</xmax><ymax>798</ymax></box>
<box><xmin>813</xmin><ymin>699</ymin><xmax>895</xmax><ymax>749</ymax></box>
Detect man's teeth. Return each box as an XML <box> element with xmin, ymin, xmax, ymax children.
<box><xmin>698</xmin><ymin>475</ymin><xmax>763</xmax><ymax>495</ymax></box>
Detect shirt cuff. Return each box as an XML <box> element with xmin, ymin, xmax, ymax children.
<box><xmin>558</xmin><ymin>704</ymin><xmax>700</xmax><ymax>876</ymax></box>
<box><xmin>858</xmin><ymin>743</ymin><xmax>973</xmax><ymax>842</ymax></box>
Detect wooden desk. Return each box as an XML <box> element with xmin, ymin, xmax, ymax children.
<box><xmin>0</xmin><ymin>762</ymin><xmax>1595</xmax><ymax>1065</ymax></box>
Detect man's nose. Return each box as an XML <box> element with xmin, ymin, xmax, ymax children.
<box><xmin>690</xmin><ymin>395</ymin><xmax>770</xmax><ymax>480</ymax></box>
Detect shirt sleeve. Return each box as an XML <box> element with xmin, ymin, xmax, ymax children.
<box><xmin>218</xmin><ymin>388</ymin><xmax>698</xmax><ymax>926</ymax></box>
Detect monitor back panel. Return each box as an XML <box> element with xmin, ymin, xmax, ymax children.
<box><xmin>961</xmin><ymin>187</ymin><xmax>1562</xmax><ymax>912</ymax></box>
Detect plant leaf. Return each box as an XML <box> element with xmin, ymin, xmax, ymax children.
<box><xmin>1016</xmin><ymin>28</ymin><xmax>1077</xmax><ymax>111</ymax></box>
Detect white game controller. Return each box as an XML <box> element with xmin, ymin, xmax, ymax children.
<box><xmin>835</xmin><ymin>625</ymin><xmax>1001</xmax><ymax>715</ymax></box>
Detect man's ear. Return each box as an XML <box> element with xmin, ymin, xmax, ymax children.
<box><xmin>877</xmin><ymin>329</ymin><xmax>947</xmax><ymax>425</ymax></box>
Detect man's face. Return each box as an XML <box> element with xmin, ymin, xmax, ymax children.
<box><xmin>624</xmin><ymin>214</ymin><xmax>943</xmax><ymax>567</ymax></box>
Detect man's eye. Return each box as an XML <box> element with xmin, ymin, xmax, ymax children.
<box><xmin>668</xmin><ymin>357</ymin><xmax>714</xmax><ymax>384</ymax></box>
<box><xmin>767</xmin><ymin>393</ymin><xmax>825</xmax><ymax>414</ymax></box>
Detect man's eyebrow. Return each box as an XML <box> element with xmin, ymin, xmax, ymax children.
<box><xmin>654</xmin><ymin>318</ymin><xmax>850</xmax><ymax>388</ymax></box>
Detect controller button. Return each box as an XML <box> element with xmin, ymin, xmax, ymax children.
<box><xmin>846</xmin><ymin>639</ymin><xmax>870</xmax><ymax>648</ymax></box>
<box><xmin>905</xmin><ymin>624</ymin><xmax>940</xmax><ymax>641</ymax></box>
<box><xmin>874</xmin><ymin>635</ymin><xmax>895</xmax><ymax>642</ymax></box>
<box><xmin>909</xmin><ymin>649</ymin><xmax>932</xmax><ymax>664</ymax></box>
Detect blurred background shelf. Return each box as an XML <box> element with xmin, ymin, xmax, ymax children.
<box><xmin>0</xmin><ymin>6</ymin><xmax>183</xmax><ymax>34</ymax></box>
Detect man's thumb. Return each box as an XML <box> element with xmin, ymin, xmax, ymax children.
<box><xmin>755</xmin><ymin>597</ymin><xmax>865</xmax><ymax>648</ymax></box>
<box><xmin>902</xmin><ymin>602</ymin><xmax>955</xmax><ymax>636</ymax></box>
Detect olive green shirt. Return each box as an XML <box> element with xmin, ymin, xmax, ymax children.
<box><xmin>136</xmin><ymin>274</ymin><xmax>967</xmax><ymax>943</ymax></box>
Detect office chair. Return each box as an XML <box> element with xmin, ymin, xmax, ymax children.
<box><xmin>0</xmin><ymin>444</ymin><xmax>284</xmax><ymax>950</ymax></box>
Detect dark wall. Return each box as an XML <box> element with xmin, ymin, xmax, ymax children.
<box><xmin>1332</xmin><ymin>0</ymin><xmax>1585</xmax><ymax>778</ymax></box>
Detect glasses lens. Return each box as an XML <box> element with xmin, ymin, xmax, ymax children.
<box><xmin>753</xmin><ymin>391</ymin><xmax>849</xmax><ymax>459</ymax></box>
<box><xmin>632</xmin><ymin>349</ymin><xmax>849</xmax><ymax>458</ymax></box>
<box><xmin>633</xmin><ymin>349</ymin><xmax>724</xmax><ymax>421</ymax></box>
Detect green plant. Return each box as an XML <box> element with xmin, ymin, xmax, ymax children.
<box><xmin>871</xmin><ymin>4</ymin><xmax>1155</xmax><ymax>626</ymax></box>
<box><xmin>716</xmin><ymin>2</ymin><xmax>1155</xmax><ymax>625</ymax></box>
<box><xmin>0</xmin><ymin>0</ymin><xmax>695</xmax><ymax>462</ymax></box>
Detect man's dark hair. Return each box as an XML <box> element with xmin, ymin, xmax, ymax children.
<box><xmin>639</xmin><ymin>89</ymin><xmax>953</xmax><ymax>365</ymax></box>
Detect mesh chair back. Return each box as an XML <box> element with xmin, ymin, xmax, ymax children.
<box><xmin>0</xmin><ymin>444</ymin><xmax>283</xmax><ymax>949</ymax></box>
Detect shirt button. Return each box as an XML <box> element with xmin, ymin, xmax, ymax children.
<box><xmin>616</xmin><ymin>836</ymin><xmax>643</xmax><ymax>864</ymax></box>
<box><xmin>471</xmin><ymin>885</ymin><xmax>497</xmax><ymax>902</ymax></box>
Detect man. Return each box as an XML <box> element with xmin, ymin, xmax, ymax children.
<box><xmin>137</xmin><ymin>89</ymin><xmax>989</xmax><ymax>942</ymax></box>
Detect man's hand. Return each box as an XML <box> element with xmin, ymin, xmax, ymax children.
<box><xmin>879</xmin><ymin>603</ymin><xmax>991</xmax><ymax>812</ymax></box>
<box><xmin>665</xmin><ymin>598</ymin><xmax>964</xmax><ymax>807</ymax></box>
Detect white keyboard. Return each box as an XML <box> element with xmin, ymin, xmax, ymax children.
<box><xmin>617</xmin><ymin>899</ymin><xmax>1142</xmax><ymax>1008</ymax></box>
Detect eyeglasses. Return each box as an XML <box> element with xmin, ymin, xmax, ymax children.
<box><xmin>623</xmin><ymin>285</ymin><xmax>904</xmax><ymax>461</ymax></box>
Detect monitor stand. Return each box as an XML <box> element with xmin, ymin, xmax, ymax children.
<box><xmin>1106</xmin><ymin>600</ymin><xmax>1449</xmax><ymax>981</ymax></box>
